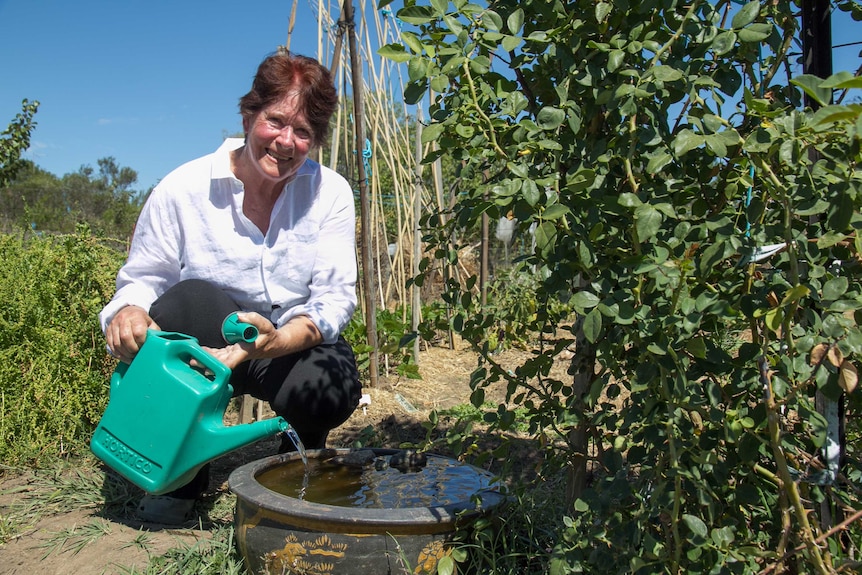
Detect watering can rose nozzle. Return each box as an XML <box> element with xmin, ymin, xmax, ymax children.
<box><xmin>222</xmin><ymin>312</ymin><xmax>259</xmax><ymax>344</ymax></box>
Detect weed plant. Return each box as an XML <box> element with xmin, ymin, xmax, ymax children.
<box><xmin>117</xmin><ymin>525</ymin><xmax>246</xmax><ymax>575</ymax></box>
<box><xmin>0</xmin><ymin>226</ymin><xmax>123</xmax><ymax>466</ymax></box>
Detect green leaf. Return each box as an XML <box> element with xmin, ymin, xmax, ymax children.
<box><xmin>443</xmin><ymin>14</ymin><xmax>463</xmax><ymax>36</ymax></box>
<box><xmin>404</xmin><ymin>79</ymin><xmax>428</xmax><ymax>104</ymax></box>
<box><xmin>421</xmin><ymin>123</ymin><xmax>445</xmax><ymax>144</ymax></box>
<box><xmin>711</xmin><ymin>526</ymin><xmax>735</xmax><ymax>548</ymax></box>
<box><xmin>673</xmin><ymin>129</ymin><xmax>704</xmax><ymax>156</ymax></box>
<box><xmin>765</xmin><ymin>307</ymin><xmax>784</xmax><ymax>333</ymax></box>
<box><xmin>712</xmin><ymin>30</ymin><xmax>737</xmax><ymax>55</ymax></box>
<box><xmin>817</xmin><ymin>231</ymin><xmax>849</xmax><ymax>249</ymax></box>
<box><xmin>584</xmin><ymin>309</ymin><xmax>602</xmax><ymax>343</ymax></box>
<box><xmin>731</xmin><ymin>1</ymin><xmax>760</xmax><ymax>29</ymax></box>
<box><xmin>571</xmin><ymin>291</ymin><xmax>600</xmax><ymax>310</ymax></box>
<box><xmin>430</xmin><ymin>0</ymin><xmax>448</xmax><ymax>16</ymax></box>
<box><xmin>811</xmin><ymin>104</ymin><xmax>862</xmax><ymax>128</ymax></box>
<box><xmin>651</xmin><ymin>66</ymin><xmax>683</xmax><ymax>82</ymax></box>
<box><xmin>618</xmin><ymin>193</ymin><xmax>642</xmax><ymax>208</ymax></box>
<box><xmin>482</xmin><ymin>10</ymin><xmax>503</xmax><ymax>32</ymax></box>
<box><xmin>608</xmin><ymin>50</ymin><xmax>625</xmax><ymax>72</ymax></box>
<box><xmin>537</xmin><ymin>106</ymin><xmax>566</xmax><ymax>129</ymax></box>
<box><xmin>401</xmin><ymin>31</ymin><xmax>425</xmax><ymax>55</ymax></box>
<box><xmin>437</xmin><ymin>555</ymin><xmax>456</xmax><ymax>575</ymax></box>
<box><xmin>738</xmin><ymin>23</ymin><xmax>773</xmax><ymax>42</ymax></box>
<box><xmin>397</xmin><ymin>5</ymin><xmax>435</xmax><ymax>25</ymax></box>
<box><xmin>534</xmin><ymin>221</ymin><xmax>557</xmax><ymax>258</ymax></box>
<box><xmin>455</xmin><ymin>123</ymin><xmax>475</xmax><ymax>138</ymax></box>
<box><xmin>683</xmin><ymin>514</ymin><xmax>708</xmax><ymax>539</ymax></box>
<box><xmin>565</xmin><ymin>169</ymin><xmax>596</xmax><ymax>193</ymax></box>
<box><xmin>596</xmin><ymin>1</ymin><xmax>612</xmax><ymax>23</ymax></box>
<box><xmin>378</xmin><ymin>43</ymin><xmax>411</xmax><ymax>63</ymax></box>
<box><xmin>686</xmin><ymin>336</ymin><xmax>707</xmax><ymax>359</ymax></box>
<box><xmin>705</xmin><ymin>133</ymin><xmax>728</xmax><ymax>157</ymax></box>
<box><xmin>469</xmin><ymin>55</ymin><xmax>491</xmax><ymax>75</ymax></box>
<box><xmin>430</xmin><ymin>74</ymin><xmax>450</xmax><ymax>93</ymax></box>
<box><xmin>646</xmin><ymin>151</ymin><xmax>673</xmax><ymax>174</ymax></box>
<box><xmin>450</xmin><ymin>548</ymin><xmax>468</xmax><ymax>563</ymax></box>
<box><xmin>822</xmin><ymin>71</ymin><xmax>862</xmax><ymax>90</ymax></box>
<box><xmin>822</xmin><ymin>277</ymin><xmax>848</xmax><ymax>301</ymax></box>
<box><xmin>743</xmin><ymin>127</ymin><xmax>775</xmax><ymax>153</ymax></box>
<box><xmin>715</xmin><ymin>128</ymin><xmax>742</xmax><ymax>147</ymax></box>
<box><xmin>502</xmin><ymin>34</ymin><xmax>521</xmax><ymax>52</ymax></box>
<box><xmin>542</xmin><ymin>204</ymin><xmax>570</xmax><ymax>220</ymax></box>
<box><xmin>522</xmin><ymin>179</ymin><xmax>540</xmax><ymax>206</ymax></box>
<box><xmin>635</xmin><ymin>204</ymin><xmax>662</xmax><ymax>241</ymax></box>
<box><xmin>791</xmin><ymin>74</ymin><xmax>832</xmax><ymax>108</ymax></box>
<box><xmin>699</xmin><ymin>241</ymin><xmax>728</xmax><ymax>275</ymax></box>
<box><xmin>507</xmin><ymin>8</ymin><xmax>524</xmax><ymax>34</ymax></box>
<box><xmin>408</xmin><ymin>57</ymin><xmax>430</xmax><ymax>81</ymax></box>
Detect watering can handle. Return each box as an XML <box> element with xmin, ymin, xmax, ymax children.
<box><xmin>145</xmin><ymin>330</ymin><xmax>232</xmax><ymax>383</ymax></box>
<box><xmin>183</xmin><ymin>340</ymin><xmax>232</xmax><ymax>383</ymax></box>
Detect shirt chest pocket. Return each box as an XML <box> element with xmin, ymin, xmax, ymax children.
<box><xmin>283</xmin><ymin>230</ymin><xmax>318</xmax><ymax>285</ymax></box>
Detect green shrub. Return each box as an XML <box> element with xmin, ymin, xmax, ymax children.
<box><xmin>0</xmin><ymin>226</ymin><xmax>123</xmax><ymax>466</ymax></box>
<box><xmin>343</xmin><ymin>307</ymin><xmax>420</xmax><ymax>379</ymax></box>
<box><xmin>384</xmin><ymin>0</ymin><xmax>862</xmax><ymax>571</ymax></box>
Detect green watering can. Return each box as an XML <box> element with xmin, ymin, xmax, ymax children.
<box><xmin>91</xmin><ymin>323</ymin><xmax>288</xmax><ymax>495</ymax></box>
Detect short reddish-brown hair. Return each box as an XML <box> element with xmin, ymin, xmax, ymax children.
<box><xmin>239</xmin><ymin>49</ymin><xmax>337</xmax><ymax>148</ymax></box>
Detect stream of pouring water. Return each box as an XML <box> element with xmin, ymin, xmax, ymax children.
<box><xmin>282</xmin><ymin>426</ymin><xmax>310</xmax><ymax>498</ymax></box>
<box><xmin>282</xmin><ymin>426</ymin><xmax>307</xmax><ymax>466</ymax></box>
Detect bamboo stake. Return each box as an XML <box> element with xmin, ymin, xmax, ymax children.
<box><xmin>317</xmin><ymin>0</ymin><xmax>324</xmax><ymax>68</ymax></box>
<box><xmin>285</xmin><ymin>0</ymin><xmax>299</xmax><ymax>49</ymax></box>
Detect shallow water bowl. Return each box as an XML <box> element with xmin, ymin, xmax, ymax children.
<box><xmin>229</xmin><ymin>447</ymin><xmax>505</xmax><ymax>575</ymax></box>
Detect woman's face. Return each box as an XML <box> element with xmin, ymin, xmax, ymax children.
<box><xmin>241</xmin><ymin>92</ymin><xmax>314</xmax><ymax>184</ymax></box>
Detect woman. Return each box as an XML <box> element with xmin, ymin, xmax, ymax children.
<box><xmin>99</xmin><ymin>50</ymin><xmax>362</xmax><ymax>524</ymax></box>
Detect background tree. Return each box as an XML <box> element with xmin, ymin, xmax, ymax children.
<box><xmin>0</xmin><ymin>99</ymin><xmax>39</xmax><ymax>188</ymax></box>
<box><xmin>1</xmin><ymin>157</ymin><xmax>144</xmax><ymax>237</ymax></box>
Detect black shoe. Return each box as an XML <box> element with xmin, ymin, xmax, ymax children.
<box><xmin>136</xmin><ymin>464</ymin><xmax>209</xmax><ymax>524</ymax></box>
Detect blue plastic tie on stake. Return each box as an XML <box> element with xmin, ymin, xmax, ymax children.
<box><xmin>381</xmin><ymin>6</ymin><xmax>402</xmax><ymax>29</ymax></box>
<box><xmin>361</xmin><ymin>138</ymin><xmax>373</xmax><ymax>178</ymax></box>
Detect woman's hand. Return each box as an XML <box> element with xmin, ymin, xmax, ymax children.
<box><xmin>106</xmin><ymin>305</ymin><xmax>160</xmax><ymax>364</ymax></box>
<box><xmin>203</xmin><ymin>312</ymin><xmax>323</xmax><ymax>369</ymax></box>
<box><xmin>203</xmin><ymin>312</ymin><xmax>277</xmax><ymax>369</ymax></box>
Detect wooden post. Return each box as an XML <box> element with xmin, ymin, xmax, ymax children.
<box><xmin>803</xmin><ymin>0</ymin><xmax>841</xmax><ymax>534</ymax></box>
<box><xmin>343</xmin><ymin>0</ymin><xmax>379</xmax><ymax>387</ymax></box>
<box><xmin>412</xmin><ymin>113</ymin><xmax>424</xmax><ymax>363</ymax></box>
<box><xmin>481</xmin><ymin>204</ymin><xmax>489</xmax><ymax>306</ymax></box>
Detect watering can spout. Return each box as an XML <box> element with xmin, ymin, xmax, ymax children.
<box><xmin>191</xmin><ymin>416</ymin><xmax>290</xmax><ymax>467</ymax></box>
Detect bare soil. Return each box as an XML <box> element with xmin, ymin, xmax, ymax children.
<box><xmin>0</xmin><ymin>339</ymin><xmax>568</xmax><ymax>575</ymax></box>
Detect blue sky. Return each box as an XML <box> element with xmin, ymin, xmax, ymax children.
<box><xmin>0</xmin><ymin>0</ymin><xmax>345</xmax><ymax>191</ymax></box>
<box><xmin>1</xmin><ymin>0</ymin><xmax>860</xmax><ymax>192</ymax></box>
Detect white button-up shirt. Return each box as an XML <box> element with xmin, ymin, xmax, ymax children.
<box><xmin>99</xmin><ymin>139</ymin><xmax>357</xmax><ymax>344</ymax></box>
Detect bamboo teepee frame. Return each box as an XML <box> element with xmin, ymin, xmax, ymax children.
<box><xmin>284</xmin><ymin>0</ymin><xmax>469</xmax><ymax>382</ymax></box>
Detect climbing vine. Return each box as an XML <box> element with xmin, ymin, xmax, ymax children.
<box><xmin>382</xmin><ymin>0</ymin><xmax>862</xmax><ymax>572</ymax></box>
